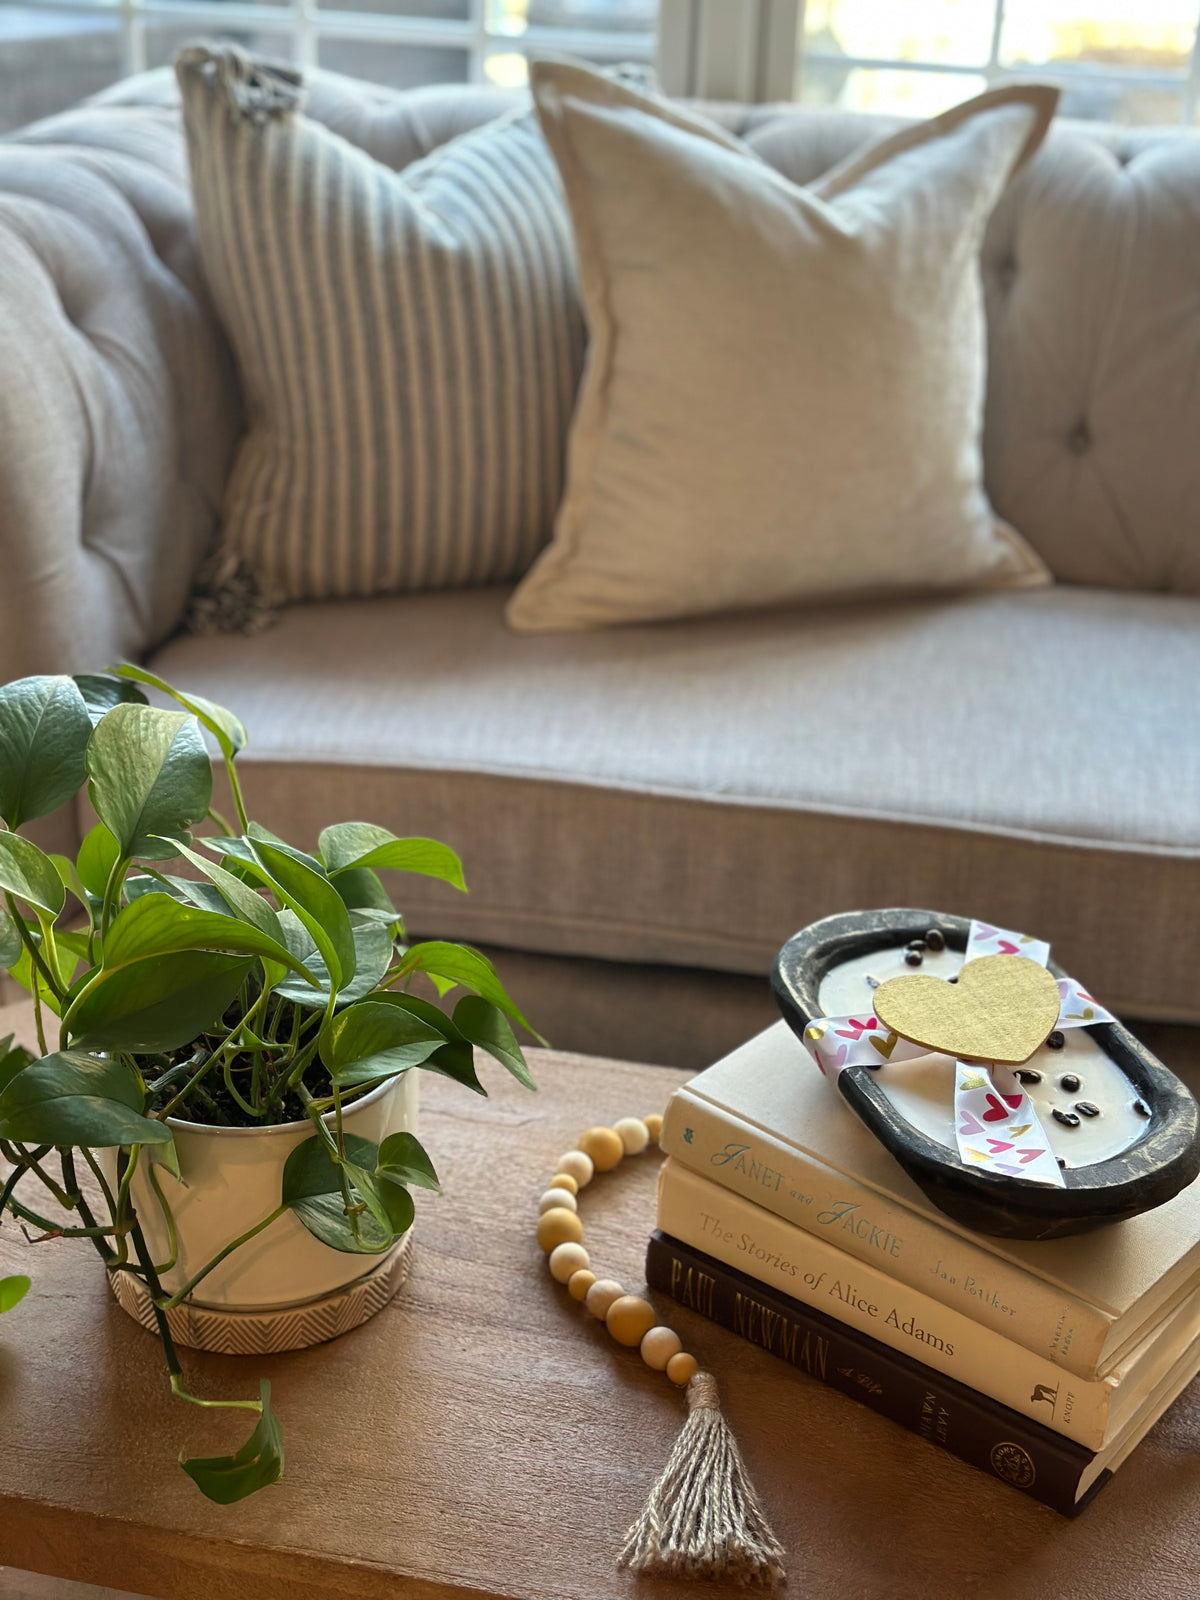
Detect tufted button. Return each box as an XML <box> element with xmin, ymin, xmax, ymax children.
<box><xmin>996</xmin><ymin>254</ymin><xmax>1018</xmax><ymax>291</ymax></box>
<box><xmin>1067</xmin><ymin>420</ymin><xmax>1092</xmax><ymax>455</ymax></box>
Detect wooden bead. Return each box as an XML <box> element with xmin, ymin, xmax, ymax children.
<box><xmin>613</xmin><ymin>1117</ymin><xmax>650</xmax><ymax>1155</ymax></box>
<box><xmin>640</xmin><ymin>1326</ymin><xmax>683</xmax><ymax>1371</ymax></box>
<box><xmin>567</xmin><ymin>1269</ymin><xmax>596</xmax><ymax>1302</ymax></box>
<box><xmin>644</xmin><ymin>1113</ymin><xmax>663</xmax><ymax>1143</ymax></box>
<box><xmin>555</xmin><ymin>1150</ymin><xmax>594</xmax><ymax>1189</ymax></box>
<box><xmin>536</xmin><ymin>1207</ymin><xmax>583</xmax><ymax>1253</ymax></box>
<box><xmin>666</xmin><ymin>1352</ymin><xmax>698</xmax><ymax>1386</ymax></box>
<box><xmin>549</xmin><ymin>1242</ymin><xmax>590</xmax><ymax>1284</ymax></box>
<box><xmin>549</xmin><ymin>1172</ymin><xmax>579</xmax><ymax>1196</ymax></box>
<box><xmin>605</xmin><ymin>1295</ymin><xmax>657</xmax><ymax>1348</ymax></box>
<box><xmin>538</xmin><ymin>1187</ymin><xmax>577</xmax><ymax>1215</ymax></box>
<box><xmin>577</xmin><ymin>1127</ymin><xmax>624</xmax><ymax>1173</ymax></box>
<box><xmin>585</xmin><ymin>1279</ymin><xmax>625</xmax><ymax>1320</ymax></box>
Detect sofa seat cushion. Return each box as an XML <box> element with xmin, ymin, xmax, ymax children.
<box><xmin>148</xmin><ymin>583</ymin><xmax>1200</xmax><ymax>1022</ymax></box>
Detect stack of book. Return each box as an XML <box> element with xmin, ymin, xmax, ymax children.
<box><xmin>649</xmin><ymin>1022</ymin><xmax>1200</xmax><ymax>1513</ymax></box>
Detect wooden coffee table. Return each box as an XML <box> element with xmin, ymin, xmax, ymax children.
<box><xmin>2</xmin><ymin>998</ymin><xmax>1200</xmax><ymax>1600</ymax></box>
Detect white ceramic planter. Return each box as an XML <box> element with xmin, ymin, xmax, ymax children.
<box><xmin>104</xmin><ymin>1073</ymin><xmax>419</xmax><ymax>1353</ymax></box>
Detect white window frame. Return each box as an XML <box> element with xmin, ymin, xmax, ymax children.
<box><xmin>9</xmin><ymin>0</ymin><xmax>659</xmax><ymax>82</ymax></box>
<box><xmin>9</xmin><ymin>0</ymin><xmax>1200</xmax><ymax>121</ymax></box>
<box><xmin>659</xmin><ymin>0</ymin><xmax>1200</xmax><ymax>123</ymax></box>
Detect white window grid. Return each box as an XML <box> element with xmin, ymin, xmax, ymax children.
<box><xmin>8</xmin><ymin>0</ymin><xmax>657</xmax><ymax>81</ymax></box>
<box><xmin>795</xmin><ymin>0</ymin><xmax>1200</xmax><ymax>125</ymax></box>
<box><xmin>7</xmin><ymin>0</ymin><xmax>1199</xmax><ymax>119</ymax></box>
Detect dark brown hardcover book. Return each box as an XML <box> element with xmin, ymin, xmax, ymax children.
<box><xmin>646</xmin><ymin>1229</ymin><xmax>1110</xmax><ymax>1515</ymax></box>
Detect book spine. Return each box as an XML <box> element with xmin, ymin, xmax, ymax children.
<box><xmin>657</xmin><ymin>1158</ymin><xmax>1114</xmax><ymax>1449</ymax></box>
<box><xmin>661</xmin><ymin>1087</ymin><xmax>1109</xmax><ymax>1378</ymax></box>
<box><xmin>646</xmin><ymin>1230</ymin><xmax>1107</xmax><ymax>1517</ymax></box>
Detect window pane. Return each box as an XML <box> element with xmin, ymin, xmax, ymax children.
<box><xmin>0</xmin><ymin>7</ymin><xmax>122</xmax><ymax>133</ymax></box>
<box><xmin>1000</xmin><ymin>0</ymin><xmax>1195</xmax><ymax>71</ymax></box>
<box><xmin>1001</xmin><ymin>0</ymin><xmax>1194</xmax><ymax>123</ymax></box>
<box><xmin>799</xmin><ymin>64</ymin><xmax>987</xmax><ymax>116</ymax></box>
<box><xmin>489</xmin><ymin>0</ymin><xmax>658</xmax><ymax>37</ymax></box>
<box><xmin>145</xmin><ymin>26</ymin><xmax>297</xmax><ymax>69</ymax></box>
<box><xmin>316</xmin><ymin>38</ymin><xmax>469</xmax><ymax>87</ymax></box>
<box><xmin>484</xmin><ymin>50</ymin><xmax>529</xmax><ymax>86</ymax></box>
<box><xmin>317</xmin><ymin>0</ymin><xmax>468</xmax><ymax>19</ymax></box>
<box><xmin>802</xmin><ymin>0</ymin><xmax>996</xmax><ymax>70</ymax></box>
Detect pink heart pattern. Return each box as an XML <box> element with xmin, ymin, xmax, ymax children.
<box><xmin>799</xmin><ymin>918</ymin><xmax>1074</xmax><ymax>1190</ymax></box>
<box><xmin>965</xmin><ymin>918</ymin><xmax>1050</xmax><ymax>968</ymax></box>
<box><xmin>835</xmin><ymin>1017</ymin><xmax>879</xmax><ymax>1040</ymax></box>
<box><xmin>982</xmin><ymin>1091</ymin><xmax>1024</xmax><ymax>1123</ymax></box>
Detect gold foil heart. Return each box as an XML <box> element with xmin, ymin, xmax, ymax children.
<box><xmin>873</xmin><ymin>954</ymin><xmax>1061</xmax><ymax>1065</ymax></box>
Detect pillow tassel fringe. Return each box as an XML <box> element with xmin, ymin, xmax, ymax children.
<box><xmin>618</xmin><ymin>1372</ymin><xmax>786</xmax><ymax>1586</ymax></box>
<box><xmin>178</xmin><ymin>43</ymin><xmax>304</xmax><ymax>124</ymax></box>
<box><xmin>184</xmin><ymin>547</ymin><xmax>280</xmax><ymax>637</ymax></box>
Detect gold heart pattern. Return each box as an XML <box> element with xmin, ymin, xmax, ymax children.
<box><xmin>873</xmin><ymin>952</ymin><xmax>1063</xmax><ymax>1066</ymax></box>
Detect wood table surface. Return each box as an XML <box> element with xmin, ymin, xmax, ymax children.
<box><xmin>2</xmin><ymin>997</ymin><xmax>1200</xmax><ymax>1600</ymax></box>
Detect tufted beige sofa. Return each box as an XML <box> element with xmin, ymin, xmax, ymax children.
<box><xmin>2</xmin><ymin>67</ymin><xmax>1199</xmax><ymax>1068</ymax></box>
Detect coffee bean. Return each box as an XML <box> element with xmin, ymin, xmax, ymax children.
<box><xmin>1133</xmin><ymin>1099</ymin><xmax>1151</xmax><ymax>1118</ymax></box>
<box><xmin>904</xmin><ymin>950</ymin><xmax>923</xmax><ymax>967</ymax></box>
<box><xmin>925</xmin><ymin>928</ymin><xmax>946</xmax><ymax>952</ymax></box>
<box><xmin>1046</xmin><ymin>1032</ymin><xmax>1066</xmax><ymax>1051</ymax></box>
<box><xmin>1052</xmin><ymin>1109</ymin><xmax>1080</xmax><ymax>1128</ymax></box>
<box><xmin>906</xmin><ymin>939</ymin><xmax>927</xmax><ymax>953</ymax></box>
<box><xmin>1075</xmin><ymin>1101</ymin><xmax>1100</xmax><ymax>1118</ymax></box>
<box><xmin>1015</xmin><ymin>1069</ymin><xmax>1042</xmax><ymax>1085</ymax></box>
<box><xmin>1059</xmin><ymin>1072</ymin><xmax>1080</xmax><ymax>1092</ymax></box>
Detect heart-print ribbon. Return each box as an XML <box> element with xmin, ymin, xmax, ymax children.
<box><xmin>802</xmin><ymin>920</ymin><xmax>1114</xmax><ymax>1188</ymax></box>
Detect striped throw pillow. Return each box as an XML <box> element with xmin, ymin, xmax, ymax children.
<box><xmin>176</xmin><ymin>47</ymin><xmax>586</xmax><ymax>613</ymax></box>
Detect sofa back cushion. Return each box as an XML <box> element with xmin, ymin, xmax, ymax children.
<box><xmin>742</xmin><ymin>112</ymin><xmax>1200</xmax><ymax>594</ymax></box>
<box><xmin>176</xmin><ymin>47</ymin><xmax>585</xmax><ymax>609</ymax></box>
<box><xmin>2</xmin><ymin>69</ymin><xmax>1198</xmax><ymax>680</ymax></box>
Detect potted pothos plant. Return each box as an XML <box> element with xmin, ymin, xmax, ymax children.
<box><xmin>0</xmin><ymin>666</ymin><xmax>537</xmax><ymax>1503</ymax></box>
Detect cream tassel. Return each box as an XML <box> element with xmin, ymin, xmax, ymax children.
<box><xmin>176</xmin><ymin>44</ymin><xmax>305</xmax><ymax>125</ymax></box>
<box><xmin>618</xmin><ymin>1371</ymin><xmax>786</xmax><ymax>1585</ymax></box>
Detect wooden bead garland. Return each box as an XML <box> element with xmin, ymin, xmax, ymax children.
<box><xmin>539</xmin><ymin>1118</ymin><xmax>702</xmax><ymax>1384</ymax></box>
<box><xmin>537</xmin><ymin>1115</ymin><xmax>786</xmax><ymax>1586</ymax></box>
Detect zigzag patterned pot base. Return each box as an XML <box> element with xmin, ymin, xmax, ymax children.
<box><xmin>108</xmin><ymin>1232</ymin><xmax>413</xmax><ymax>1354</ymax></box>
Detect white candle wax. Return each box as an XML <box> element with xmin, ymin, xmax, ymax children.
<box><xmin>816</xmin><ymin>944</ymin><xmax>1143</xmax><ymax>1167</ymax></box>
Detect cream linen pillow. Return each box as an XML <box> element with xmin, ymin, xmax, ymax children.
<box><xmin>507</xmin><ymin>65</ymin><xmax>1057</xmax><ymax>633</ymax></box>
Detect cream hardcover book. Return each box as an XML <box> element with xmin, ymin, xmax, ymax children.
<box><xmin>660</xmin><ymin>1022</ymin><xmax>1200</xmax><ymax>1379</ymax></box>
<box><xmin>657</xmin><ymin>1158</ymin><xmax>1200</xmax><ymax>1451</ymax></box>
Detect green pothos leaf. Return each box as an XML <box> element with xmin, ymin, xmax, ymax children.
<box><xmin>113</xmin><ymin>664</ymin><xmax>247</xmax><ymax>761</ymax></box>
<box><xmin>453</xmin><ymin>996</ymin><xmax>536</xmax><ymax>1090</ymax></box>
<box><xmin>317</xmin><ymin>823</ymin><xmax>466</xmax><ymax>891</ymax></box>
<box><xmin>0</xmin><ymin>1050</ymin><xmax>174</xmax><ymax>1148</ymax></box>
<box><xmin>280</xmin><ymin>1132</ymin><xmax>393</xmax><ymax>1255</ymax></box>
<box><xmin>0</xmin><ymin>1034</ymin><xmax>34</xmax><ymax>1097</ymax></box>
<box><xmin>393</xmin><ymin>941</ymin><xmax>541</xmax><ymax>1040</ymax></box>
<box><xmin>0</xmin><ymin>675</ymin><xmax>92</xmax><ymax>829</ymax></box>
<box><xmin>72</xmin><ymin>673</ymin><xmax>149</xmax><ymax>724</ymax></box>
<box><xmin>377</xmin><ymin>1130</ymin><xmax>440</xmax><ymax>1193</ymax></box>
<box><xmin>0</xmin><ymin>1275</ymin><xmax>30</xmax><ymax>1313</ymax></box>
<box><xmin>179</xmin><ymin>1381</ymin><xmax>284</xmax><ymax>1505</ymax></box>
<box><xmin>0</xmin><ymin>904</ymin><xmax>21</xmax><ymax>969</ymax></box>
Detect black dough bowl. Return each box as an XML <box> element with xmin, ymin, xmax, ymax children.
<box><xmin>772</xmin><ymin>909</ymin><xmax>1200</xmax><ymax>1240</ymax></box>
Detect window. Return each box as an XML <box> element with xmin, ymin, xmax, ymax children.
<box><xmin>797</xmin><ymin>0</ymin><xmax>1200</xmax><ymax>126</ymax></box>
<box><xmin>0</xmin><ymin>0</ymin><xmax>659</xmax><ymax>133</ymax></box>
<box><xmin>2</xmin><ymin>0</ymin><xmax>1199</xmax><ymax>137</ymax></box>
